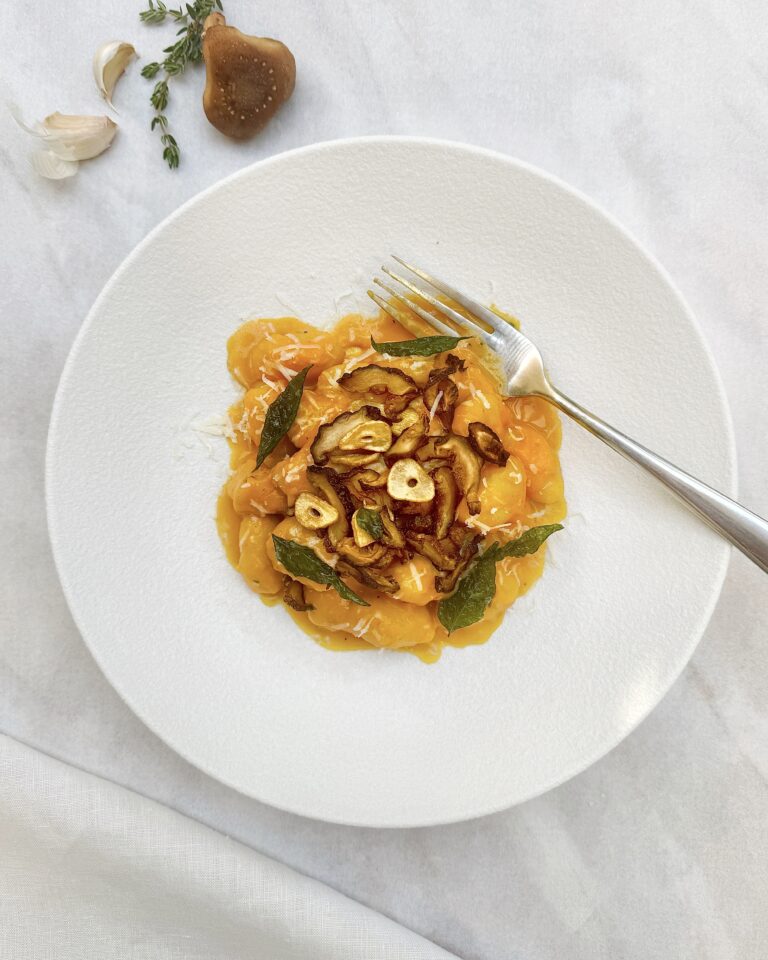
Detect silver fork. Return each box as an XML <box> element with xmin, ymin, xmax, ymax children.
<box><xmin>369</xmin><ymin>255</ymin><xmax>768</xmax><ymax>574</ymax></box>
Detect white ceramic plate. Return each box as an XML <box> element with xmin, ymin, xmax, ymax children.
<box><xmin>47</xmin><ymin>138</ymin><xmax>735</xmax><ymax>827</ymax></box>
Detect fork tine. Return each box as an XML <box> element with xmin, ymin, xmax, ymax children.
<box><xmin>366</xmin><ymin>290</ymin><xmax>428</xmax><ymax>338</ymax></box>
<box><xmin>391</xmin><ymin>255</ymin><xmax>504</xmax><ymax>334</ymax></box>
<box><xmin>381</xmin><ymin>266</ymin><xmax>495</xmax><ymax>337</ymax></box>
<box><xmin>372</xmin><ymin>278</ymin><xmax>465</xmax><ymax>339</ymax></box>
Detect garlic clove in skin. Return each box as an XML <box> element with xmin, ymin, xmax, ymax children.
<box><xmin>93</xmin><ymin>41</ymin><xmax>137</xmax><ymax>109</ymax></box>
<box><xmin>11</xmin><ymin>106</ymin><xmax>118</xmax><ymax>158</ymax></box>
<box><xmin>11</xmin><ymin>106</ymin><xmax>118</xmax><ymax>175</ymax></box>
<box><xmin>38</xmin><ymin>113</ymin><xmax>118</xmax><ymax>160</ymax></box>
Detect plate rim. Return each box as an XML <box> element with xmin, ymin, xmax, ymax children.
<box><xmin>45</xmin><ymin>135</ymin><xmax>737</xmax><ymax>826</ymax></box>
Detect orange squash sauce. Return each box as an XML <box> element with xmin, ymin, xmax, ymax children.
<box><xmin>216</xmin><ymin>309</ymin><xmax>566</xmax><ymax>662</ymax></box>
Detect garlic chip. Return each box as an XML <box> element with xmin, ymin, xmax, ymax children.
<box><xmin>93</xmin><ymin>41</ymin><xmax>137</xmax><ymax>109</ymax></box>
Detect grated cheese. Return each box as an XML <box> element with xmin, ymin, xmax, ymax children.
<box><xmin>275</xmin><ymin>362</ymin><xmax>295</xmax><ymax>380</ymax></box>
<box><xmin>236</xmin><ymin>408</ymin><xmax>250</xmax><ymax>434</ymax></box>
<box><xmin>271</xmin><ymin>345</ymin><xmax>300</xmax><ymax>361</ymax></box>
<box><xmin>427</xmin><ymin>390</ymin><xmax>443</xmax><ymax>423</ymax></box>
<box><xmin>191</xmin><ymin>413</ymin><xmax>235</xmax><ymax>441</ymax></box>
<box><xmin>340</xmin><ymin>345</ymin><xmax>375</xmax><ymax>375</ymax></box>
<box><xmin>475</xmin><ymin>389</ymin><xmax>491</xmax><ymax>410</ymax></box>
<box><xmin>465</xmin><ymin>516</ymin><xmax>522</xmax><ymax>536</ymax></box>
<box><xmin>408</xmin><ymin>561</ymin><xmax>424</xmax><ymax>590</ymax></box>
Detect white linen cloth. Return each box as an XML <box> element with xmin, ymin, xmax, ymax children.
<box><xmin>0</xmin><ymin>735</ymin><xmax>456</xmax><ymax>960</ymax></box>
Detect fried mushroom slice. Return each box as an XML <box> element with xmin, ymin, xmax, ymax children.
<box><xmin>283</xmin><ymin>577</ymin><xmax>313</xmax><ymax>612</ymax></box>
<box><xmin>335</xmin><ymin>559</ymin><xmax>399</xmax><ymax>594</ymax></box>
<box><xmin>336</xmin><ymin>537</ymin><xmax>388</xmax><ymax>567</ymax></box>
<box><xmin>307</xmin><ymin>466</ymin><xmax>352</xmax><ymax>545</ymax></box>
<box><xmin>379</xmin><ymin>508</ymin><xmax>406</xmax><ymax>550</ymax></box>
<box><xmin>390</xmin><ymin>399</ymin><xmax>425</xmax><ymax>436</ymax></box>
<box><xmin>427</xmin><ymin>353</ymin><xmax>466</xmax><ymax>383</ymax></box>
<box><xmin>434</xmin><ymin>533</ymin><xmax>480</xmax><ymax>594</ymax></box>
<box><xmin>433</xmin><ymin>466</ymin><xmax>458</xmax><ymax>539</ymax></box>
<box><xmin>338</xmin><ymin>364</ymin><xmax>419</xmax><ymax>397</ymax></box>
<box><xmin>395</xmin><ymin>499</ymin><xmax>435</xmax><ymax>535</ymax></box>
<box><xmin>405</xmin><ymin>533</ymin><xmax>458</xmax><ymax>571</ymax></box>
<box><xmin>310</xmin><ymin>406</ymin><xmax>385</xmax><ymax>465</ymax></box>
<box><xmin>388</xmin><ymin>420</ymin><xmax>427</xmax><ymax>457</ymax></box>
<box><xmin>338</xmin><ymin>464</ymin><xmax>389</xmax><ymax>501</ymax></box>
<box><xmin>414</xmin><ymin>437</ymin><xmax>449</xmax><ymax>462</ymax></box>
<box><xmin>467</xmin><ymin>421</ymin><xmax>509</xmax><ymax>466</ymax></box>
<box><xmin>423</xmin><ymin>377</ymin><xmax>459</xmax><ymax>429</ymax></box>
<box><xmin>435</xmin><ymin>434</ymin><xmax>482</xmax><ymax>515</ymax></box>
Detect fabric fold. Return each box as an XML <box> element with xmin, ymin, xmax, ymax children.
<box><xmin>0</xmin><ymin>734</ymin><xmax>457</xmax><ymax>960</ymax></box>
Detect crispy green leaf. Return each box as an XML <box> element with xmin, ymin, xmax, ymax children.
<box><xmin>371</xmin><ymin>335</ymin><xmax>470</xmax><ymax>357</ymax></box>
<box><xmin>272</xmin><ymin>536</ymin><xmax>369</xmax><ymax>607</ymax></box>
<box><xmin>437</xmin><ymin>553</ymin><xmax>498</xmax><ymax>635</ymax></box>
<box><xmin>492</xmin><ymin>523</ymin><xmax>563</xmax><ymax>561</ymax></box>
<box><xmin>356</xmin><ymin>507</ymin><xmax>384</xmax><ymax>541</ymax></box>
<box><xmin>437</xmin><ymin>524</ymin><xmax>563</xmax><ymax>633</ymax></box>
<box><xmin>256</xmin><ymin>366</ymin><xmax>311</xmax><ymax>467</ymax></box>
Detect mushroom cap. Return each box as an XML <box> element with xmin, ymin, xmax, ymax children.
<box><xmin>202</xmin><ymin>14</ymin><xmax>296</xmax><ymax>141</ymax></box>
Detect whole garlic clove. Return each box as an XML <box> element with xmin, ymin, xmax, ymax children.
<box><xmin>39</xmin><ymin>113</ymin><xmax>118</xmax><ymax>160</ymax></box>
<box><xmin>93</xmin><ymin>41</ymin><xmax>137</xmax><ymax>109</ymax></box>
<box><xmin>11</xmin><ymin>104</ymin><xmax>118</xmax><ymax>180</ymax></box>
<box><xmin>12</xmin><ymin>105</ymin><xmax>118</xmax><ymax>164</ymax></box>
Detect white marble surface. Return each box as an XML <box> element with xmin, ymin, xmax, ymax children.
<box><xmin>1</xmin><ymin>1</ymin><xmax>767</xmax><ymax>957</ymax></box>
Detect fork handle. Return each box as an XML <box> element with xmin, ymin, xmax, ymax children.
<box><xmin>546</xmin><ymin>387</ymin><xmax>768</xmax><ymax>574</ymax></box>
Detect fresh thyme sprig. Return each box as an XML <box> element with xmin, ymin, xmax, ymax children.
<box><xmin>139</xmin><ymin>0</ymin><xmax>223</xmax><ymax>169</ymax></box>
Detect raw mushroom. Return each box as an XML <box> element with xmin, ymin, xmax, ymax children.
<box><xmin>202</xmin><ymin>13</ymin><xmax>296</xmax><ymax>141</ymax></box>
